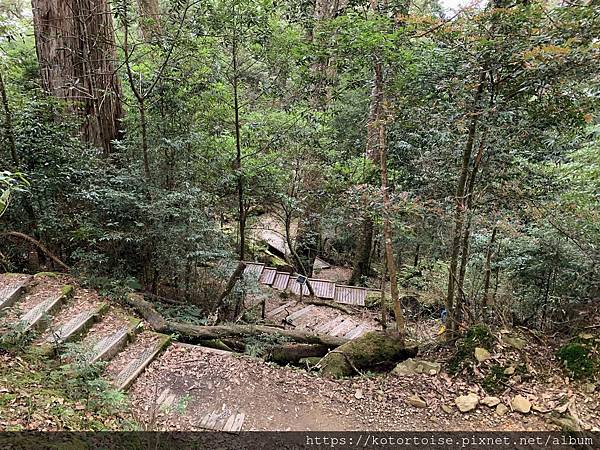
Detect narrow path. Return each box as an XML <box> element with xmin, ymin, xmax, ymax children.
<box><xmin>129</xmin><ymin>344</ymin><xmax>554</xmax><ymax>431</ymax></box>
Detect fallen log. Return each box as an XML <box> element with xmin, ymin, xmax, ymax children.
<box><xmin>268</xmin><ymin>343</ymin><xmax>330</xmax><ymax>365</ymax></box>
<box><xmin>318</xmin><ymin>331</ymin><xmax>418</xmax><ymax>378</ymax></box>
<box><xmin>126</xmin><ymin>293</ymin><xmax>348</xmax><ymax>347</ymax></box>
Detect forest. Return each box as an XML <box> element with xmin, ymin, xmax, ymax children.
<box><xmin>0</xmin><ymin>0</ymin><xmax>599</xmax><ymax>438</ymax></box>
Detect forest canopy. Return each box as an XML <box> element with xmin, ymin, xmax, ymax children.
<box><xmin>0</xmin><ymin>0</ymin><xmax>598</xmax><ymax>334</ymax></box>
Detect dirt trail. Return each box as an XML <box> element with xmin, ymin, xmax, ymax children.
<box><xmin>129</xmin><ymin>344</ymin><xmax>557</xmax><ymax>432</ymax></box>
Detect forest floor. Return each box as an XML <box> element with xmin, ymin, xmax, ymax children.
<box><xmin>129</xmin><ymin>331</ymin><xmax>600</xmax><ymax>432</ymax></box>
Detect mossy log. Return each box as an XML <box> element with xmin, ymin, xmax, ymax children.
<box><xmin>268</xmin><ymin>343</ymin><xmax>330</xmax><ymax>365</ymax></box>
<box><xmin>126</xmin><ymin>293</ymin><xmax>348</xmax><ymax>347</ymax></box>
<box><xmin>318</xmin><ymin>331</ymin><xmax>418</xmax><ymax>378</ymax></box>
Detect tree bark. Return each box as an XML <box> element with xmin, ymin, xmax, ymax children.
<box><xmin>445</xmin><ymin>71</ymin><xmax>486</xmax><ymax>336</ymax></box>
<box><xmin>318</xmin><ymin>331</ymin><xmax>417</xmax><ymax>378</ymax></box>
<box><xmin>126</xmin><ymin>293</ymin><xmax>348</xmax><ymax>347</ymax></box>
<box><xmin>211</xmin><ymin>261</ymin><xmax>246</xmax><ymax>314</ymax></box>
<box><xmin>137</xmin><ymin>0</ymin><xmax>161</xmax><ymax>39</ymax></box>
<box><xmin>268</xmin><ymin>343</ymin><xmax>330</xmax><ymax>365</ymax></box>
<box><xmin>380</xmin><ymin>122</ymin><xmax>406</xmax><ymax>335</ymax></box>
<box><xmin>31</xmin><ymin>0</ymin><xmax>123</xmax><ymax>155</ymax></box>
<box><xmin>483</xmin><ymin>226</ymin><xmax>497</xmax><ymax>309</ymax></box>
<box><xmin>0</xmin><ymin>70</ymin><xmax>18</xmax><ymax>166</ymax></box>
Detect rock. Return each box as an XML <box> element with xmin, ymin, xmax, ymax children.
<box><xmin>481</xmin><ymin>396</ymin><xmax>501</xmax><ymax>407</ymax></box>
<box><xmin>504</xmin><ymin>366</ymin><xmax>515</xmax><ymax>375</ymax></box>
<box><xmin>496</xmin><ymin>404</ymin><xmax>509</xmax><ymax>416</ymax></box>
<box><xmin>455</xmin><ymin>393</ymin><xmax>479</xmax><ymax>413</ymax></box>
<box><xmin>550</xmin><ymin>416</ymin><xmax>581</xmax><ymax>432</ymax></box>
<box><xmin>354</xmin><ymin>389</ymin><xmax>364</xmax><ymax>400</ymax></box>
<box><xmin>406</xmin><ymin>394</ymin><xmax>427</xmax><ymax>408</ymax></box>
<box><xmin>474</xmin><ymin>347</ymin><xmax>491</xmax><ymax>362</ymax></box>
<box><xmin>393</xmin><ymin>358</ymin><xmax>441</xmax><ymax>376</ymax></box>
<box><xmin>441</xmin><ymin>404</ymin><xmax>453</xmax><ymax>414</ymax></box>
<box><xmin>511</xmin><ymin>395</ymin><xmax>531</xmax><ymax>414</ymax></box>
<box><xmin>503</xmin><ymin>336</ymin><xmax>526</xmax><ymax>350</ymax></box>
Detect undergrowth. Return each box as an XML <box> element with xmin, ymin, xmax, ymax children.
<box><xmin>0</xmin><ymin>347</ymin><xmax>137</xmax><ymax>430</ymax></box>
<box><xmin>556</xmin><ymin>334</ymin><xmax>599</xmax><ymax>380</ymax></box>
<box><xmin>448</xmin><ymin>324</ymin><xmax>495</xmax><ymax>374</ymax></box>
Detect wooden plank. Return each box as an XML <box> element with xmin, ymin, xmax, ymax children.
<box><xmin>334</xmin><ymin>285</ymin><xmax>367</xmax><ymax>306</ymax></box>
<box><xmin>329</xmin><ymin>319</ymin><xmax>355</xmax><ymax>337</ymax></box>
<box><xmin>90</xmin><ymin>328</ymin><xmax>130</xmax><ymax>363</ymax></box>
<box><xmin>272</xmin><ymin>272</ymin><xmax>290</xmax><ymax>290</ymax></box>
<box><xmin>0</xmin><ymin>276</ymin><xmax>31</xmax><ymax>314</ymax></box>
<box><xmin>259</xmin><ymin>268</ymin><xmax>277</xmax><ymax>285</ymax></box>
<box><xmin>288</xmin><ymin>278</ymin><xmax>310</xmax><ymax>296</ymax></box>
<box><xmin>46</xmin><ymin>303</ymin><xmax>106</xmax><ymax>344</ymax></box>
<box><xmin>285</xmin><ymin>305</ymin><xmax>315</xmax><ymax>323</ymax></box>
<box><xmin>344</xmin><ymin>324</ymin><xmax>368</xmax><ymax>340</ymax></box>
<box><xmin>308</xmin><ymin>279</ymin><xmax>336</xmax><ymax>300</ymax></box>
<box><xmin>19</xmin><ymin>291</ymin><xmax>67</xmax><ymax>331</ymax></box>
<box><xmin>314</xmin><ymin>316</ymin><xmax>345</xmax><ymax>334</ymax></box>
<box><xmin>224</xmin><ymin>412</ymin><xmax>245</xmax><ymax>433</ymax></box>
<box><xmin>200</xmin><ymin>412</ymin><xmax>212</xmax><ymax>428</ymax></box>
<box><xmin>266</xmin><ymin>301</ymin><xmax>295</xmax><ymax>318</ymax></box>
<box><xmin>205</xmin><ymin>411</ymin><xmax>219</xmax><ymax>430</ymax></box>
<box><xmin>113</xmin><ymin>332</ymin><xmax>171</xmax><ymax>390</ymax></box>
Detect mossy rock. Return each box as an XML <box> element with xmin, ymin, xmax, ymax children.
<box><xmin>556</xmin><ymin>340</ymin><xmax>598</xmax><ymax>380</ymax></box>
<box><xmin>319</xmin><ymin>331</ymin><xmax>418</xmax><ymax>378</ymax></box>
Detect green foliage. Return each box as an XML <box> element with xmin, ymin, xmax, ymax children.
<box><xmin>244</xmin><ymin>333</ymin><xmax>291</xmax><ymax>358</ymax></box>
<box><xmin>448</xmin><ymin>324</ymin><xmax>495</xmax><ymax>374</ymax></box>
<box><xmin>482</xmin><ymin>364</ymin><xmax>508</xmax><ymax>395</ymax></box>
<box><xmin>556</xmin><ymin>337</ymin><xmax>599</xmax><ymax>380</ymax></box>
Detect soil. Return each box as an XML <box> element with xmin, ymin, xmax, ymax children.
<box><xmin>129</xmin><ymin>343</ymin><xmax>577</xmax><ymax>432</ymax></box>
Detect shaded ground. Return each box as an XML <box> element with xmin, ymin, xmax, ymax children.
<box><xmin>130</xmin><ymin>343</ymin><xmax>586</xmax><ymax>432</ymax></box>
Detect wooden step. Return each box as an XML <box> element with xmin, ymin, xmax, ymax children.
<box><xmin>314</xmin><ymin>315</ymin><xmax>345</xmax><ymax>334</ymax></box>
<box><xmin>108</xmin><ymin>331</ymin><xmax>171</xmax><ymax>390</ymax></box>
<box><xmin>88</xmin><ymin>318</ymin><xmax>141</xmax><ymax>364</ymax></box>
<box><xmin>46</xmin><ymin>302</ymin><xmax>108</xmax><ymax>345</ymax></box>
<box><xmin>0</xmin><ymin>275</ymin><xmax>32</xmax><ymax>314</ymax></box>
<box><xmin>344</xmin><ymin>324</ymin><xmax>369</xmax><ymax>340</ymax></box>
<box><xmin>200</xmin><ymin>409</ymin><xmax>245</xmax><ymax>432</ymax></box>
<box><xmin>285</xmin><ymin>305</ymin><xmax>315</xmax><ymax>323</ymax></box>
<box><xmin>329</xmin><ymin>319</ymin><xmax>355</xmax><ymax>337</ymax></box>
<box><xmin>266</xmin><ymin>301</ymin><xmax>295</xmax><ymax>318</ymax></box>
<box><xmin>17</xmin><ymin>285</ymin><xmax>73</xmax><ymax>332</ymax></box>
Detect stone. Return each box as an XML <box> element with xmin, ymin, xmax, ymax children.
<box><xmin>496</xmin><ymin>404</ymin><xmax>509</xmax><ymax>416</ymax></box>
<box><xmin>455</xmin><ymin>393</ymin><xmax>479</xmax><ymax>413</ymax></box>
<box><xmin>406</xmin><ymin>394</ymin><xmax>427</xmax><ymax>408</ymax></box>
<box><xmin>503</xmin><ymin>336</ymin><xmax>526</xmax><ymax>350</ymax></box>
<box><xmin>504</xmin><ymin>366</ymin><xmax>516</xmax><ymax>375</ymax></box>
<box><xmin>393</xmin><ymin>358</ymin><xmax>441</xmax><ymax>376</ymax></box>
<box><xmin>474</xmin><ymin>347</ymin><xmax>491</xmax><ymax>362</ymax></box>
<box><xmin>441</xmin><ymin>404</ymin><xmax>453</xmax><ymax>414</ymax></box>
<box><xmin>481</xmin><ymin>396</ymin><xmax>501</xmax><ymax>407</ymax></box>
<box><xmin>511</xmin><ymin>395</ymin><xmax>531</xmax><ymax>414</ymax></box>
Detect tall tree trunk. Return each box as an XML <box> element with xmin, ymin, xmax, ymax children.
<box><xmin>31</xmin><ymin>0</ymin><xmax>123</xmax><ymax>156</ymax></box>
<box><xmin>445</xmin><ymin>71</ymin><xmax>486</xmax><ymax>337</ymax></box>
<box><xmin>137</xmin><ymin>0</ymin><xmax>161</xmax><ymax>39</ymax></box>
<box><xmin>482</xmin><ymin>226</ymin><xmax>497</xmax><ymax>311</ymax></box>
<box><xmin>351</xmin><ymin>53</ymin><xmax>384</xmax><ymax>284</ymax></box>
<box><xmin>0</xmin><ymin>70</ymin><xmax>18</xmax><ymax>166</ymax></box>
<box><xmin>232</xmin><ymin>34</ymin><xmax>245</xmax><ymax>261</ymax></box>
<box><xmin>455</xmin><ymin>136</ymin><xmax>485</xmax><ymax>325</ymax></box>
<box><xmin>380</xmin><ymin>119</ymin><xmax>406</xmax><ymax>335</ymax></box>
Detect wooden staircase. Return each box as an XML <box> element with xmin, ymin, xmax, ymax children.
<box><xmin>0</xmin><ymin>272</ymin><xmax>170</xmax><ymax>391</ymax></box>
